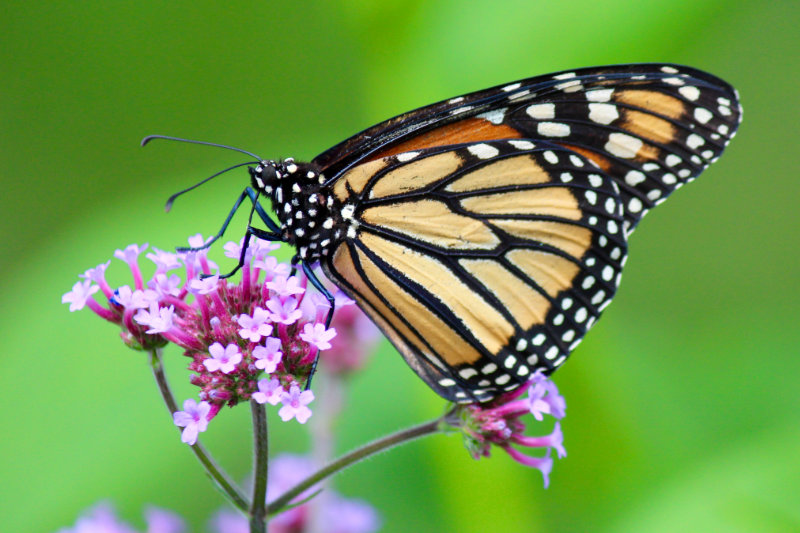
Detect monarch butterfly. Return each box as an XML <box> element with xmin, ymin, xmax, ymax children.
<box><xmin>145</xmin><ymin>63</ymin><xmax>741</xmax><ymax>403</ymax></box>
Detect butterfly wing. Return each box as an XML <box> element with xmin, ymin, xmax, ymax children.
<box><xmin>321</xmin><ymin>140</ymin><xmax>626</xmax><ymax>402</ymax></box>
<box><xmin>314</xmin><ymin>64</ymin><xmax>741</xmax><ymax>233</ymax></box>
<box><xmin>314</xmin><ymin>64</ymin><xmax>741</xmax><ymax>402</ymax></box>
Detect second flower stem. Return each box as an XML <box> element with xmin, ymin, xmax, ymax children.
<box><xmin>267</xmin><ymin>416</ymin><xmax>445</xmax><ymax>514</ymax></box>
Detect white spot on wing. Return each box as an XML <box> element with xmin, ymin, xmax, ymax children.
<box><xmin>537</xmin><ymin>122</ymin><xmax>571</xmax><ymax>137</ymax></box>
<box><xmin>508</xmin><ymin>140</ymin><xmax>535</xmax><ymax>150</ymax></box>
<box><xmin>687</xmin><ymin>133</ymin><xmax>705</xmax><ymax>149</ymax></box>
<box><xmin>625</xmin><ymin>170</ymin><xmax>646</xmax><ymax>186</ymax></box>
<box><xmin>543</xmin><ymin>151</ymin><xmax>559</xmax><ymax>164</ymax></box>
<box><xmin>477</xmin><ymin>108</ymin><xmax>507</xmax><ymax>124</ymax></box>
<box><xmin>605</xmin><ymin>133</ymin><xmax>642</xmax><ymax>159</ymax></box>
<box><xmin>526</xmin><ymin>103</ymin><xmax>555</xmax><ymax>120</ymax></box>
<box><xmin>588</xmin><ymin>103</ymin><xmax>619</xmax><ymax>125</ymax></box>
<box><xmin>467</xmin><ymin>143</ymin><xmax>499</xmax><ymax>159</ymax></box>
<box><xmin>694</xmin><ymin>107</ymin><xmax>713</xmax><ymax>124</ymax></box>
<box><xmin>586</xmin><ymin>88</ymin><xmax>614</xmax><ymax>102</ymax></box>
<box><xmin>679</xmin><ymin>85</ymin><xmax>700</xmax><ymax>101</ymax></box>
<box><xmin>396</xmin><ymin>151</ymin><xmax>420</xmax><ymax>162</ymax></box>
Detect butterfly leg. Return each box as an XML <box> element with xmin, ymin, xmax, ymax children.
<box><xmin>176</xmin><ymin>189</ymin><xmax>249</xmax><ymax>254</ymax></box>
<box><xmin>301</xmin><ymin>261</ymin><xmax>336</xmax><ymax>390</ymax></box>
<box><xmin>217</xmin><ymin>188</ymin><xmax>282</xmax><ymax>279</ymax></box>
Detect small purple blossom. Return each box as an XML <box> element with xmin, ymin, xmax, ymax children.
<box><xmin>266</xmin><ymin>275</ymin><xmax>306</xmax><ymax>299</ymax></box>
<box><xmin>528</xmin><ymin>371</ymin><xmax>567</xmax><ymax>421</ymax></box>
<box><xmin>149</xmin><ymin>272</ymin><xmax>182</xmax><ymax>298</ymax></box>
<box><xmin>114</xmin><ymin>285</ymin><xmax>158</xmax><ymax>309</ymax></box>
<box><xmin>237</xmin><ymin>307</ymin><xmax>272</xmax><ymax>342</ymax></box>
<box><xmin>173</xmin><ymin>398</ymin><xmax>211</xmax><ymax>445</ymax></box>
<box><xmin>322</xmin><ymin>495</ymin><xmax>382</xmax><ymax>533</ymax></box>
<box><xmin>252</xmin><ymin>255</ymin><xmax>290</xmax><ymax>279</ymax></box>
<box><xmin>143</xmin><ymin>506</ymin><xmax>186</xmax><ymax>533</ymax></box>
<box><xmin>114</xmin><ymin>243</ymin><xmax>148</xmax><ymax>265</ymax></box>
<box><xmin>266</xmin><ymin>296</ymin><xmax>303</xmax><ymax>325</ymax></box>
<box><xmin>134</xmin><ymin>302</ymin><xmax>175</xmax><ymax>334</ymax></box>
<box><xmin>62</xmin><ymin>279</ymin><xmax>99</xmax><ymax>311</ymax></box>
<box><xmin>252</xmin><ymin>377</ymin><xmax>284</xmax><ymax>405</ymax></box>
<box><xmin>278</xmin><ymin>384</ymin><xmax>314</xmax><ymax>424</ymax></box>
<box><xmin>253</xmin><ymin>337</ymin><xmax>283</xmax><ymax>373</ymax></box>
<box><xmin>146</xmin><ymin>247</ymin><xmax>182</xmax><ymax>272</ymax></box>
<box><xmin>59</xmin><ymin>502</ymin><xmax>185</xmax><ymax>533</ymax></box>
<box><xmin>188</xmin><ymin>274</ymin><xmax>220</xmax><ymax>295</ymax></box>
<box><xmin>204</xmin><ymin>342</ymin><xmax>243</xmax><ymax>374</ymax></box>
<box><xmin>80</xmin><ymin>260</ymin><xmax>111</xmax><ymax>283</ymax></box>
<box><xmin>299</xmin><ymin>322</ymin><xmax>337</xmax><ymax>351</ymax></box>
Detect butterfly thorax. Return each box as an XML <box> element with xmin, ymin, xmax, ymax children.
<box><xmin>249</xmin><ymin>159</ymin><xmax>345</xmax><ymax>262</ymax></box>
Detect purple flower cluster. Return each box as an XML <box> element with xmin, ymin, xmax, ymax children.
<box><xmin>63</xmin><ymin>235</ymin><xmax>349</xmax><ymax>443</ymax></box>
<box><xmin>210</xmin><ymin>454</ymin><xmax>381</xmax><ymax>533</ymax></box>
<box><xmin>59</xmin><ymin>455</ymin><xmax>383</xmax><ymax>533</ymax></box>
<box><xmin>456</xmin><ymin>371</ymin><xmax>567</xmax><ymax>488</ymax></box>
<box><xmin>56</xmin><ymin>502</ymin><xmax>185</xmax><ymax>533</ymax></box>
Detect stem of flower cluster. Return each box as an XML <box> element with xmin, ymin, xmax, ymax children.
<box><xmin>148</xmin><ymin>348</ymin><xmax>249</xmax><ymax>511</ymax></box>
<box><xmin>267</xmin><ymin>417</ymin><xmax>444</xmax><ymax>514</ymax></box>
<box><xmin>250</xmin><ymin>401</ymin><xmax>269</xmax><ymax>533</ymax></box>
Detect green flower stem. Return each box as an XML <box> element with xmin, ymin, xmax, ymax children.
<box><xmin>267</xmin><ymin>416</ymin><xmax>446</xmax><ymax>514</ymax></box>
<box><xmin>149</xmin><ymin>348</ymin><xmax>249</xmax><ymax>511</ymax></box>
<box><xmin>249</xmin><ymin>401</ymin><xmax>269</xmax><ymax>533</ymax></box>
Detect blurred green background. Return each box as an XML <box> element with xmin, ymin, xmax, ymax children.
<box><xmin>2</xmin><ymin>1</ymin><xmax>798</xmax><ymax>531</ymax></box>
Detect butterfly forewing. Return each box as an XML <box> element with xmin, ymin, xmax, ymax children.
<box><xmin>314</xmin><ymin>64</ymin><xmax>741</xmax><ymax>234</ymax></box>
<box><xmin>321</xmin><ymin>140</ymin><xmax>627</xmax><ymax>402</ymax></box>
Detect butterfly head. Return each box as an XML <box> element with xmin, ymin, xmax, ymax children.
<box><xmin>249</xmin><ymin>158</ymin><xmax>340</xmax><ymax>261</ymax></box>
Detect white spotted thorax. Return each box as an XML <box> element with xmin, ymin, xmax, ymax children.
<box><xmin>249</xmin><ymin>158</ymin><xmax>340</xmax><ymax>261</ymax></box>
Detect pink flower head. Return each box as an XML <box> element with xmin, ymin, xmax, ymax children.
<box><xmin>237</xmin><ymin>307</ymin><xmax>272</xmax><ymax>342</ymax></box>
<box><xmin>253</xmin><ymin>337</ymin><xmax>283</xmax><ymax>373</ymax></box>
<box><xmin>204</xmin><ymin>342</ymin><xmax>242</xmax><ymax>374</ymax></box>
<box><xmin>173</xmin><ymin>398</ymin><xmax>211</xmax><ymax>445</ymax></box>
<box><xmin>299</xmin><ymin>322</ymin><xmax>336</xmax><ymax>351</ymax></box>
<box><xmin>452</xmin><ymin>373</ymin><xmax>567</xmax><ymax>488</ymax></box>
<box><xmin>278</xmin><ymin>384</ymin><xmax>314</xmax><ymax>423</ymax></box>
<box><xmin>62</xmin><ymin>279</ymin><xmax>99</xmax><ymax>312</ymax></box>
<box><xmin>252</xmin><ymin>377</ymin><xmax>284</xmax><ymax>405</ymax></box>
<box><xmin>67</xmin><ymin>235</ymin><xmax>354</xmax><ymax>420</ymax></box>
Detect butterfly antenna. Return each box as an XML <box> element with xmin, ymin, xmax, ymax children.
<box><xmin>141</xmin><ymin>134</ymin><xmax>263</xmax><ymax>161</ymax></box>
<box><xmin>164</xmin><ymin>161</ymin><xmax>259</xmax><ymax>211</ymax></box>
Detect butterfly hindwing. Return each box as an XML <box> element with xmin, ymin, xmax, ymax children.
<box><xmin>321</xmin><ymin>140</ymin><xmax>627</xmax><ymax>402</ymax></box>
